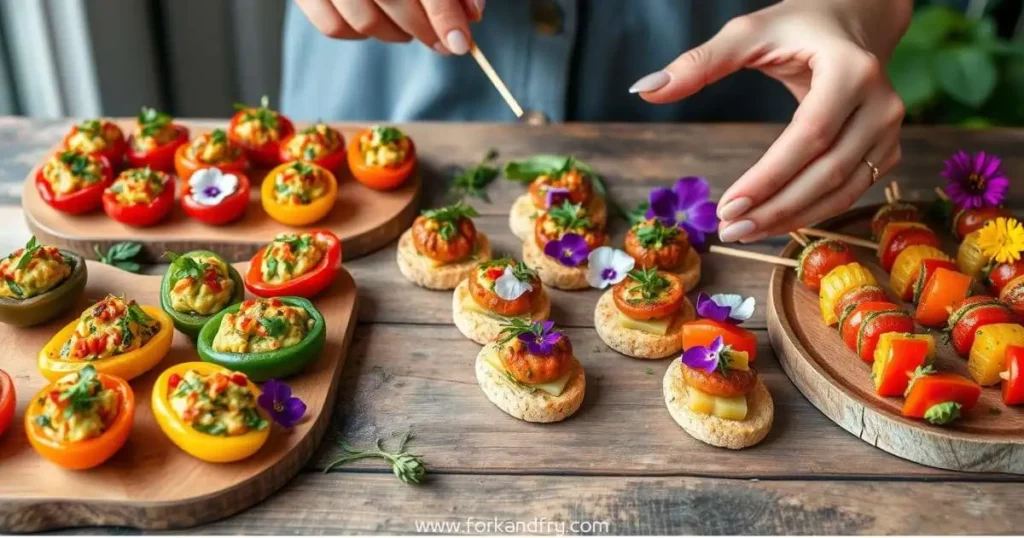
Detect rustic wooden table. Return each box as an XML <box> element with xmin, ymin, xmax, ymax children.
<box><xmin>1</xmin><ymin>118</ymin><xmax>1023</xmax><ymax>534</ymax></box>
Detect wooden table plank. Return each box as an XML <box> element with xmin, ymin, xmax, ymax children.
<box><xmin>156</xmin><ymin>472</ymin><xmax>1024</xmax><ymax>535</ymax></box>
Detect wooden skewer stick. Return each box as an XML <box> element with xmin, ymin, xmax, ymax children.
<box><xmin>884</xmin><ymin>185</ymin><xmax>894</xmax><ymax>204</ymax></box>
<box><xmin>708</xmin><ymin>245</ymin><xmax>799</xmax><ymax>267</ymax></box>
<box><xmin>797</xmin><ymin>228</ymin><xmax>879</xmax><ymax>249</ymax></box>
<box><xmin>469</xmin><ymin>43</ymin><xmax>524</xmax><ymax>118</ymax></box>
<box><xmin>891</xmin><ymin>181</ymin><xmax>902</xmax><ymax>201</ymax></box>
<box><xmin>935</xmin><ymin>187</ymin><xmax>951</xmax><ymax>202</ymax></box>
<box><xmin>789</xmin><ymin>232</ymin><xmax>808</xmax><ymax>247</ymax></box>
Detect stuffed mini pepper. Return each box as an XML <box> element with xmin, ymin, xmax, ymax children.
<box><xmin>125</xmin><ymin>107</ymin><xmax>190</xmax><ymax>172</ymax></box>
<box><xmin>181</xmin><ymin>167</ymin><xmax>251</xmax><ymax>225</ymax></box>
<box><xmin>522</xmin><ymin>200</ymin><xmax>606</xmax><ymax>291</ymax></box>
<box><xmin>62</xmin><ymin>119</ymin><xmax>126</xmax><ymax>169</ymax></box>
<box><xmin>475</xmin><ymin>319</ymin><xmax>585</xmax><ymax>423</ymax></box>
<box><xmin>0</xmin><ymin>237</ymin><xmax>87</xmax><ymax>327</ymax></box>
<box><xmin>624</xmin><ymin>218</ymin><xmax>701</xmax><ymax>292</ymax></box>
<box><xmin>102</xmin><ymin>167</ymin><xmax>176</xmax><ymax>227</ymax></box>
<box><xmin>594</xmin><ymin>267</ymin><xmax>696</xmax><ymax>359</ymax></box>
<box><xmin>35</xmin><ymin>149</ymin><xmax>114</xmax><ymax>214</ymax></box>
<box><xmin>152</xmin><ymin>362</ymin><xmax>270</xmax><ymax>463</ymax></box>
<box><xmin>347</xmin><ymin>125</ymin><xmax>416</xmax><ymax>190</ymax></box>
<box><xmin>279</xmin><ymin>123</ymin><xmax>345</xmax><ymax>173</ymax></box>
<box><xmin>160</xmin><ymin>250</ymin><xmax>244</xmax><ymax>339</ymax></box>
<box><xmin>397</xmin><ymin>202</ymin><xmax>491</xmax><ymax>290</ymax></box>
<box><xmin>505</xmin><ymin>155</ymin><xmax>607</xmax><ymax>242</ymax></box>
<box><xmin>261</xmin><ymin>161</ymin><xmax>338</xmax><ymax>226</ymax></box>
<box><xmin>37</xmin><ymin>294</ymin><xmax>173</xmax><ymax>382</ymax></box>
<box><xmin>229</xmin><ymin>95</ymin><xmax>295</xmax><ymax>167</ymax></box>
<box><xmin>245</xmin><ymin>231</ymin><xmax>341</xmax><ymax>298</ymax></box>
<box><xmin>197</xmin><ymin>297</ymin><xmax>326</xmax><ymax>381</ymax></box>
<box><xmin>25</xmin><ymin>365</ymin><xmax>134</xmax><ymax>470</ymax></box>
<box><xmin>174</xmin><ymin>128</ymin><xmax>249</xmax><ymax>182</ymax></box>
<box><xmin>452</xmin><ymin>257</ymin><xmax>550</xmax><ymax>345</ymax></box>
<box><xmin>665</xmin><ymin>332</ymin><xmax>773</xmax><ymax>450</ymax></box>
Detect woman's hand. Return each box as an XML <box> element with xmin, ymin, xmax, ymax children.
<box><xmin>295</xmin><ymin>0</ymin><xmax>483</xmax><ymax>55</ymax></box>
<box><xmin>631</xmin><ymin>0</ymin><xmax>912</xmax><ymax>243</ymax></box>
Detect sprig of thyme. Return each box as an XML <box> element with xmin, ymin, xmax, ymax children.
<box><xmin>626</xmin><ymin>268</ymin><xmax>670</xmax><ymax>301</ymax></box>
<box><xmin>324</xmin><ymin>430</ymin><xmax>426</xmax><ymax>485</ymax></box>
<box><xmin>449</xmin><ymin>148</ymin><xmax>499</xmax><ymax>202</ymax></box>
<box><xmin>546</xmin><ymin>201</ymin><xmax>590</xmax><ymax>232</ymax></box>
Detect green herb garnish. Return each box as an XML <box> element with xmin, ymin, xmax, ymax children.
<box><xmin>546</xmin><ymin>201</ymin><xmax>590</xmax><ymax>232</ymax></box>
<box><xmin>421</xmin><ymin>201</ymin><xmax>479</xmax><ymax>241</ymax></box>
<box><xmin>15</xmin><ymin>236</ymin><xmax>41</xmax><ymax>271</ymax></box>
<box><xmin>233</xmin><ymin>95</ymin><xmax>278</xmax><ymax>130</ymax></box>
<box><xmin>479</xmin><ymin>257</ymin><xmax>537</xmax><ymax>282</ymax></box>
<box><xmin>165</xmin><ymin>251</ymin><xmax>208</xmax><ymax>281</ymax></box>
<box><xmin>94</xmin><ymin>242</ymin><xmax>143</xmax><ymax>273</ymax></box>
<box><xmin>58</xmin><ymin>150</ymin><xmax>99</xmax><ymax>182</ymax></box>
<box><xmin>450</xmin><ymin>148</ymin><xmax>499</xmax><ymax>202</ymax></box>
<box><xmin>137</xmin><ymin>107</ymin><xmax>173</xmax><ymax>138</ymax></box>
<box><xmin>371</xmin><ymin>125</ymin><xmax>405</xmax><ymax>145</ymax></box>
<box><xmin>259</xmin><ymin>316</ymin><xmax>289</xmax><ymax>338</ymax></box>
<box><xmin>324</xmin><ymin>430</ymin><xmax>426</xmax><ymax>485</ymax></box>
<box><xmin>626</xmin><ymin>268</ymin><xmax>670</xmax><ymax>301</ymax></box>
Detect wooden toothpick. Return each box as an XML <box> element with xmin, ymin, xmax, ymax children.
<box><xmin>789</xmin><ymin>232</ymin><xmax>809</xmax><ymax>247</ymax></box>
<box><xmin>798</xmin><ymin>228</ymin><xmax>879</xmax><ymax>250</ymax></box>
<box><xmin>891</xmin><ymin>181</ymin><xmax>902</xmax><ymax>201</ymax></box>
<box><xmin>935</xmin><ymin>187</ymin><xmax>951</xmax><ymax>202</ymax></box>
<box><xmin>708</xmin><ymin>245</ymin><xmax>800</xmax><ymax>268</ymax></box>
<box><xmin>884</xmin><ymin>185</ymin><xmax>894</xmax><ymax>204</ymax></box>
<box><xmin>469</xmin><ymin>43</ymin><xmax>524</xmax><ymax>118</ymax></box>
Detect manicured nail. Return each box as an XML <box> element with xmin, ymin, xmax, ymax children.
<box><xmin>432</xmin><ymin>41</ymin><xmax>450</xmax><ymax>55</ymax></box>
<box><xmin>719</xmin><ymin>220</ymin><xmax>757</xmax><ymax>243</ymax></box>
<box><xmin>629</xmin><ymin>71</ymin><xmax>670</xmax><ymax>94</ymax></box>
<box><xmin>446</xmin><ymin>29</ymin><xmax>470</xmax><ymax>55</ymax></box>
<box><xmin>474</xmin><ymin>0</ymin><xmax>486</xmax><ymax>19</ymax></box>
<box><xmin>717</xmin><ymin>197</ymin><xmax>752</xmax><ymax>221</ymax></box>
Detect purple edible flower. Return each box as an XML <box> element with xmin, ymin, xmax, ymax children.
<box><xmin>695</xmin><ymin>292</ymin><xmax>756</xmax><ymax>325</ymax></box>
<box><xmin>258</xmin><ymin>379</ymin><xmax>307</xmax><ymax>429</ymax></box>
<box><xmin>544</xmin><ymin>232</ymin><xmax>590</xmax><ymax>267</ymax></box>
<box><xmin>645</xmin><ymin>176</ymin><xmax>719</xmax><ymax>249</ymax></box>
<box><xmin>696</xmin><ymin>292</ymin><xmax>732</xmax><ymax>323</ymax></box>
<box><xmin>941</xmin><ymin>151</ymin><xmax>1009</xmax><ymax>210</ymax></box>
<box><xmin>518</xmin><ymin>320</ymin><xmax>563</xmax><ymax>355</ymax></box>
<box><xmin>681</xmin><ymin>336</ymin><xmax>725</xmax><ymax>373</ymax></box>
<box><xmin>545</xmin><ymin>187</ymin><xmax>570</xmax><ymax>209</ymax></box>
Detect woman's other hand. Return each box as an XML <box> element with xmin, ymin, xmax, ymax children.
<box><xmin>294</xmin><ymin>0</ymin><xmax>483</xmax><ymax>55</ymax></box>
<box><xmin>631</xmin><ymin>0</ymin><xmax>912</xmax><ymax>243</ymax></box>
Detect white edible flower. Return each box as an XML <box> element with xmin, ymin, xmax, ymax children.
<box><xmin>586</xmin><ymin>247</ymin><xmax>635</xmax><ymax>289</ymax></box>
<box><xmin>189</xmin><ymin>167</ymin><xmax>239</xmax><ymax>206</ymax></box>
<box><xmin>495</xmin><ymin>266</ymin><xmax>533</xmax><ymax>300</ymax></box>
<box><xmin>710</xmin><ymin>293</ymin><xmax>756</xmax><ymax>322</ymax></box>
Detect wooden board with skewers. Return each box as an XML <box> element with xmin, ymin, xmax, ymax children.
<box><xmin>752</xmin><ymin>182</ymin><xmax>1024</xmax><ymax>474</ymax></box>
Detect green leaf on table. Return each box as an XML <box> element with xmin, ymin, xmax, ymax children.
<box><xmin>94</xmin><ymin>242</ymin><xmax>144</xmax><ymax>274</ymax></box>
<box><xmin>933</xmin><ymin>46</ymin><xmax>997</xmax><ymax>108</ymax></box>
<box><xmin>502</xmin><ymin>155</ymin><xmax>594</xmax><ymax>183</ymax></box>
<box><xmin>888</xmin><ymin>44</ymin><xmax>937</xmax><ymax>113</ymax></box>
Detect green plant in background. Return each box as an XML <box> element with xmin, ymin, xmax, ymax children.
<box><xmin>889</xmin><ymin>4</ymin><xmax>1024</xmax><ymax>125</ymax></box>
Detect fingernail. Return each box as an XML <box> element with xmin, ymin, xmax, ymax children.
<box><xmin>432</xmin><ymin>41</ymin><xmax>450</xmax><ymax>55</ymax></box>
<box><xmin>719</xmin><ymin>220</ymin><xmax>757</xmax><ymax>243</ymax></box>
<box><xmin>629</xmin><ymin>71</ymin><xmax>670</xmax><ymax>94</ymax></box>
<box><xmin>474</xmin><ymin>0</ymin><xmax>486</xmax><ymax>19</ymax></box>
<box><xmin>718</xmin><ymin>197</ymin><xmax>752</xmax><ymax>221</ymax></box>
<box><xmin>446</xmin><ymin>29</ymin><xmax>470</xmax><ymax>55</ymax></box>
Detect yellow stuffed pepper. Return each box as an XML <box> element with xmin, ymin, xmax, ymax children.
<box><xmin>38</xmin><ymin>294</ymin><xmax>173</xmax><ymax>382</ymax></box>
<box><xmin>151</xmin><ymin>361</ymin><xmax>270</xmax><ymax>463</ymax></box>
<box><xmin>261</xmin><ymin>161</ymin><xmax>337</xmax><ymax>226</ymax></box>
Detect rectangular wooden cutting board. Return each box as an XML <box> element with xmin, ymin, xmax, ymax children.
<box><xmin>0</xmin><ymin>261</ymin><xmax>358</xmax><ymax>531</ymax></box>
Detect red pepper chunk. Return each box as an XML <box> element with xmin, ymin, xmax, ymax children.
<box><xmin>911</xmin><ymin>259</ymin><xmax>958</xmax><ymax>304</ymax></box>
<box><xmin>680</xmin><ymin>319</ymin><xmax>758</xmax><ymax>361</ymax></box>
<box><xmin>915</xmin><ymin>268</ymin><xmax>972</xmax><ymax>327</ymax></box>
<box><xmin>999</xmin><ymin>346</ymin><xmax>1024</xmax><ymax>405</ymax></box>
<box><xmin>873</xmin><ymin>336</ymin><xmax>931</xmax><ymax>397</ymax></box>
<box><xmin>903</xmin><ymin>373</ymin><xmax>981</xmax><ymax>423</ymax></box>
<box><xmin>168</xmin><ymin>373</ymin><xmax>182</xmax><ymax>389</ymax></box>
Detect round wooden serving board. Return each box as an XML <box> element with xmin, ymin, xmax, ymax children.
<box><xmin>22</xmin><ymin>121</ymin><xmax>421</xmax><ymax>263</ymax></box>
<box><xmin>0</xmin><ymin>261</ymin><xmax>358</xmax><ymax>531</ymax></box>
<box><xmin>767</xmin><ymin>205</ymin><xmax>1024</xmax><ymax>474</ymax></box>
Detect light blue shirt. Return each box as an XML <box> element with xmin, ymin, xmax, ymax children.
<box><xmin>281</xmin><ymin>0</ymin><xmax>795</xmax><ymax>122</ymax></box>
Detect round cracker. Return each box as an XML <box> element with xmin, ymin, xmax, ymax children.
<box><xmin>475</xmin><ymin>343</ymin><xmax>586</xmax><ymax>423</ymax></box>
<box><xmin>593</xmin><ymin>290</ymin><xmax>694</xmax><ymax>359</ymax></box>
<box><xmin>662</xmin><ymin>360</ymin><xmax>773</xmax><ymax>449</ymax></box>
<box><xmin>396</xmin><ymin>229</ymin><xmax>492</xmax><ymax>290</ymax></box>
<box><xmin>674</xmin><ymin>247</ymin><xmax>701</xmax><ymax>292</ymax></box>
<box><xmin>521</xmin><ymin>238</ymin><xmax>590</xmax><ymax>290</ymax></box>
<box><xmin>452</xmin><ymin>279</ymin><xmax>552</xmax><ymax>345</ymax></box>
<box><xmin>508</xmin><ymin>193</ymin><xmax>608</xmax><ymax>242</ymax></box>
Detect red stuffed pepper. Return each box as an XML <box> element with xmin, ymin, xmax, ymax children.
<box><xmin>181</xmin><ymin>167</ymin><xmax>251</xmax><ymax>226</ymax></box>
<box><xmin>279</xmin><ymin>123</ymin><xmax>346</xmax><ymax>174</ymax></box>
<box><xmin>102</xmin><ymin>168</ymin><xmax>176</xmax><ymax>227</ymax></box>
<box><xmin>245</xmin><ymin>230</ymin><xmax>341</xmax><ymax>298</ymax></box>
<box><xmin>174</xmin><ymin>129</ymin><xmax>249</xmax><ymax>182</ymax></box>
<box><xmin>125</xmin><ymin>107</ymin><xmax>190</xmax><ymax>172</ymax></box>
<box><xmin>62</xmin><ymin>119</ymin><xmax>126</xmax><ymax>170</ymax></box>
<box><xmin>229</xmin><ymin>95</ymin><xmax>295</xmax><ymax>167</ymax></box>
<box><xmin>35</xmin><ymin>150</ymin><xmax>114</xmax><ymax>214</ymax></box>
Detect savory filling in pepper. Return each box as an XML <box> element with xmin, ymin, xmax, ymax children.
<box><xmin>411</xmin><ymin>202</ymin><xmax>479</xmax><ymax>263</ymax></box>
<box><xmin>107</xmin><ymin>167</ymin><xmax>169</xmax><ymax>205</ymax></box>
<box><xmin>131</xmin><ymin>107</ymin><xmax>179</xmax><ymax>152</ymax></box>
<box><xmin>232</xmin><ymin>96</ymin><xmax>283</xmax><ymax>146</ymax></box>
<box><xmin>66</xmin><ymin>119</ymin><xmax>122</xmax><ymax>154</ymax></box>
<box><xmin>168</xmin><ymin>368</ymin><xmax>268</xmax><ymax>436</ymax></box>
<box><xmin>60</xmin><ymin>295</ymin><xmax>160</xmax><ymax>361</ymax></box>
<box><xmin>359</xmin><ymin>125</ymin><xmax>410</xmax><ymax>168</ymax></box>
<box><xmin>168</xmin><ymin>252</ymin><xmax>235</xmax><ymax>315</ymax></box>
<box><xmin>212</xmin><ymin>298</ymin><xmax>313</xmax><ymax>353</ymax></box>
<box><xmin>273</xmin><ymin>162</ymin><xmax>329</xmax><ymax>205</ymax></box>
<box><xmin>624</xmin><ymin>219</ymin><xmax>690</xmax><ymax>270</ymax></box>
<box><xmin>283</xmin><ymin>123</ymin><xmax>341</xmax><ymax>161</ymax></box>
<box><xmin>0</xmin><ymin>237</ymin><xmax>72</xmax><ymax>299</ymax></box>
<box><xmin>187</xmin><ymin>129</ymin><xmax>243</xmax><ymax>165</ymax></box>
<box><xmin>33</xmin><ymin>366</ymin><xmax>119</xmax><ymax>443</ymax></box>
<box><xmin>41</xmin><ymin>150</ymin><xmax>105</xmax><ymax>196</ymax></box>
<box><xmin>260</xmin><ymin>233</ymin><xmax>325</xmax><ymax>284</ymax></box>
<box><xmin>534</xmin><ymin>201</ymin><xmax>604</xmax><ymax>250</ymax></box>
<box><xmin>528</xmin><ymin>161</ymin><xmax>593</xmax><ymax>208</ymax></box>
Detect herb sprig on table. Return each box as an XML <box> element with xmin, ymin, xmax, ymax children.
<box><xmin>94</xmin><ymin>242</ymin><xmax>144</xmax><ymax>273</ymax></box>
<box><xmin>449</xmin><ymin>148</ymin><xmax>499</xmax><ymax>202</ymax></box>
<box><xmin>324</xmin><ymin>430</ymin><xmax>426</xmax><ymax>485</ymax></box>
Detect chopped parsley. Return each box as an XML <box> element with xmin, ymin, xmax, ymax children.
<box><xmin>421</xmin><ymin>201</ymin><xmax>479</xmax><ymax>241</ymax></box>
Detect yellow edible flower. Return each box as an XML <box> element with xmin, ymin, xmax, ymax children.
<box><xmin>978</xmin><ymin>217</ymin><xmax>1024</xmax><ymax>264</ymax></box>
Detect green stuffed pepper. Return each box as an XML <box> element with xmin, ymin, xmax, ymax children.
<box><xmin>160</xmin><ymin>250</ymin><xmax>245</xmax><ymax>339</ymax></box>
<box><xmin>197</xmin><ymin>296</ymin><xmax>326</xmax><ymax>381</ymax></box>
<box><xmin>0</xmin><ymin>237</ymin><xmax>87</xmax><ymax>327</ymax></box>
